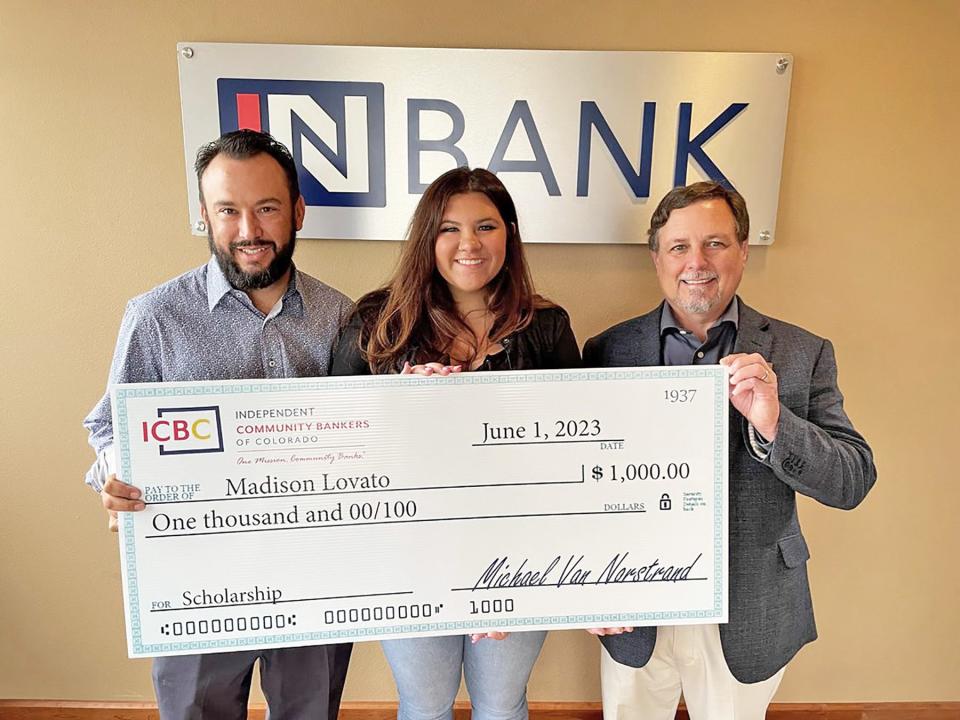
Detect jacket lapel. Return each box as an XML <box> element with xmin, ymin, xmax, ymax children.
<box><xmin>733</xmin><ymin>298</ymin><xmax>772</xmax><ymax>358</ymax></box>
<box><xmin>617</xmin><ymin>300</ymin><xmax>768</xmax><ymax>367</ymax></box>
<box><xmin>729</xmin><ymin>299</ymin><xmax>773</xmax><ymax>439</ymax></box>
<box><xmin>630</xmin><ymin>304</ymin><xmax>663</xmax><ymax>367</ymax></box>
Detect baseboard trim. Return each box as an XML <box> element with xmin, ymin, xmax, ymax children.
<box><xmin>1</xmin><ymin>700</ymin><xmax>959</xmax><ymax>719</ymax></box>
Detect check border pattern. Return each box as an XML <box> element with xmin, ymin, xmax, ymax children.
<box><xmin>115</xmin><ymin>367</ymin><xmax>727</xmax><ymax>655</ymax></box>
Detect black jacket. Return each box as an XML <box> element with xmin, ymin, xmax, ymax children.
<box><xmin>331</xmin><ymin>305</ymin><xmax>581</xmax><ymax>375</ymax></box>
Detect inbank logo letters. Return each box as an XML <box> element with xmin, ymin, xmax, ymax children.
<box><xmin>142</xmin><ymin>406</ymin><xmax>225</xmax><ymax>456</ymax></box>
<box><xmin>217</xmin><ymin>79</ymin><xmax>386</xmax><ymax>208</ymax></box>
<box><xmin>181</xmin><ymin>46</ymin><xmax>792</xmax><ymax>243</ymax></box>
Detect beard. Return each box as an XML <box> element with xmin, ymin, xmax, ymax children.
<box><xmin>676</xmin><ymin>272</ymin><xmax>720</xmax><ymax>314</ymax></box>
<box><xmin>208</xmin><ymin>228</ymin><xmax>297</xmax><ymax>291</ymax></box>
<box><xmin>676</xmin><ymin>292</ymin><xmax>719</xmax><ymax>315</ymax></box>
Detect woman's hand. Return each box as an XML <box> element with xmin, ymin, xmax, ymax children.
<box><xmin>586</xmin><ymin>627</ymin><xmax>634</xmax><ymax>636</ymax></box>
<box><xmin>401</xmin><ymin>361</ymin><xmax>462</xmax><ymax>376</ymax></box>
<box><xmin>470</xmin><ymin>631</ymin><xmax>509</xmax><ymax>643</ymax></box>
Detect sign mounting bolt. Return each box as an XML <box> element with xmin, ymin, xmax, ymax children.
<box><xmin>776</xmin><ymin>57</ymin><xmax>790</xmax><ymax>74</ymax></box>
<box><xmin>181</xmin><ymin>47</ymin><xmax>194</xmax><ymax>59</ymax></box>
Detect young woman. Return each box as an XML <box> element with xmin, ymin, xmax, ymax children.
<box><xmin>331</xmin><ymin>167</ymin><xmax>580</xmax><ymax>720</ymax></box>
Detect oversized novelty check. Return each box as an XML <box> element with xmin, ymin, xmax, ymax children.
<box><xmin>112</xmin><ymin>367</ymin><xmax>728</xmax><ymax>658</ymax></box>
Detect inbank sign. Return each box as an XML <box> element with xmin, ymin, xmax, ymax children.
<box><xmin>177</xmin><ymin>43</ymin><xmax>793</xmax><ymax>244</ymax></box>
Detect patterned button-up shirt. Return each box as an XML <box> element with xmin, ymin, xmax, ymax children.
<box><xmin>83</xmin><ymin>257</ymin><xmax>351</xmax><ymax>490</ymax></box>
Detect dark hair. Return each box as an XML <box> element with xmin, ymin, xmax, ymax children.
<box><xmin>648</xmin><ymin>181</ymin><xmax>749</xmax><ymax>251</ymax></box>
<box><xmin>194</xmin><ymin>130</ymin><xmax>300</xmax><ymax>204</ymax></box>
<box><xmin>356</xmin><ymin>167</ymin><xmax>549</xmax><ymax>372</ymax></box>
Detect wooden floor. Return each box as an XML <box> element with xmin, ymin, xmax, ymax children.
<box><xmin>1</xmin><ymin>700</ymin><xmax>958</xmax><ymax>719</ymax></box>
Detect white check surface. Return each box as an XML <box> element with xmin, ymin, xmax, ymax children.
<box><xmin>112</xmin><ymin>367</ymin><xmax>728</xmax><ymax>657</ymax></box>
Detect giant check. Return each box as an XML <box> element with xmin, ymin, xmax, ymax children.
<box><xmin>112</xmin><ymin>367</ymin><xmax>728</xmax><ymax>658</ymax></box>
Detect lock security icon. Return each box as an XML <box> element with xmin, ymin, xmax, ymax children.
<box><xmin>659</xmin><ymin>493</ymin><xmax>672</xmax><ymax>511</ymax></box>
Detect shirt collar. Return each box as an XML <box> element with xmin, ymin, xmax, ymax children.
<box><xmin>205</xmin><ymin>256</ymin><xmax>304</xmax><ymax>314</ymax></box>
<box><xmin>206</xmin><ymin>256</ymin><xmax>233</xmax><ymax>311</ymax></box>
<box><xmin>660</xmin><ymin>296</ymin><xmax>740</xmax><ymax>336</ymax></box>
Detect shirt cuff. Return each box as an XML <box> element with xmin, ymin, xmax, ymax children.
<box><xmin>84</xmin><ymin>445</ymin><xmax>116</xmax><ymax>493</ymax></box>
<box><xmin>747</xmin><ymin>423</ymin><xmax>773</xmax><ymax>461</ymax></box>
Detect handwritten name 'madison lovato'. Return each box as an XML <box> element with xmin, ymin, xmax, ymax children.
<box><xmin>225</xmin><ymin>473</ymin><xmax>390</xmax><ymax>496</ymax></box>
<box><xmin>473</xmin><ymin>551</ymin><xmax>703</xmax><ymax>590</ymax></box>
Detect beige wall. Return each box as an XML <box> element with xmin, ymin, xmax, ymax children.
<box><xmin>2</xmin><ymin>0</ymin><xmax>958</xmax><ymax>704</ymax></box>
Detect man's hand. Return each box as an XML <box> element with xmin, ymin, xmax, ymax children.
<box><xmin>101</xmin><ymin>474</ymin><xmax>145</xmax><ymax>532</ymax></box>
<box><xmin>586</xmin><ymin>626</ymin><xmax>634</xmax><ymax>636</ymax></box>
<box><xmin>719</xmin><ymin>353</ymin><xmax>779</xmax><ymax>440</ymax></box>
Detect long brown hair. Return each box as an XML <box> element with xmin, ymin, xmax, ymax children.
<box><xmin>356</xmin><ymin>167</ymin><xmax>548</xmax><ymax>372</ymax></box>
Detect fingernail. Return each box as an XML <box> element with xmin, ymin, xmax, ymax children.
<box><xmin>135</xmin><ymin>502</ymin><xmax>145</xmax><ymax>511</ymax></box>
<box><xmin>130</xmin><ymin>489</ymin><xmax>141</xmax><ymax>499</ymax></box>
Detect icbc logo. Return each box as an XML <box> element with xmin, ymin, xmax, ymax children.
<box><xmin>142</xmin><ymin>406</ymin><xmax>224</xmax><ymax>456</ymax></box>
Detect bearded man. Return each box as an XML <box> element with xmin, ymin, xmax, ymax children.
<box><xmin>83</xmin><ymin>130</ymin><xmax>353</xmax><ymax>720</ymax></box>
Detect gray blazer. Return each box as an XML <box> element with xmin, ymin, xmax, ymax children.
<box><xmin>582</xmin><ymin>299</ymin><xmax>876</xmax><ymax>683</ymax></box>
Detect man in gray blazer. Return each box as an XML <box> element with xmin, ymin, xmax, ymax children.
<box><xmin>583</xmin><ymin>182</ymin><xmax>876</xmax><ymax>719</ymax></box>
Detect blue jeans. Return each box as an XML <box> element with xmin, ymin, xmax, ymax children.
<box><xmin>382</xmin><ymin>632</ymin><xmax>547</xmax><ymax>720</ymax></box>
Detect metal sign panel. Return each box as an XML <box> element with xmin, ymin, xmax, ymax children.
<box><xmin>177</xmin><ymin>43</ymin><xmax>792</xmax><ymax>244</ymax></box>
